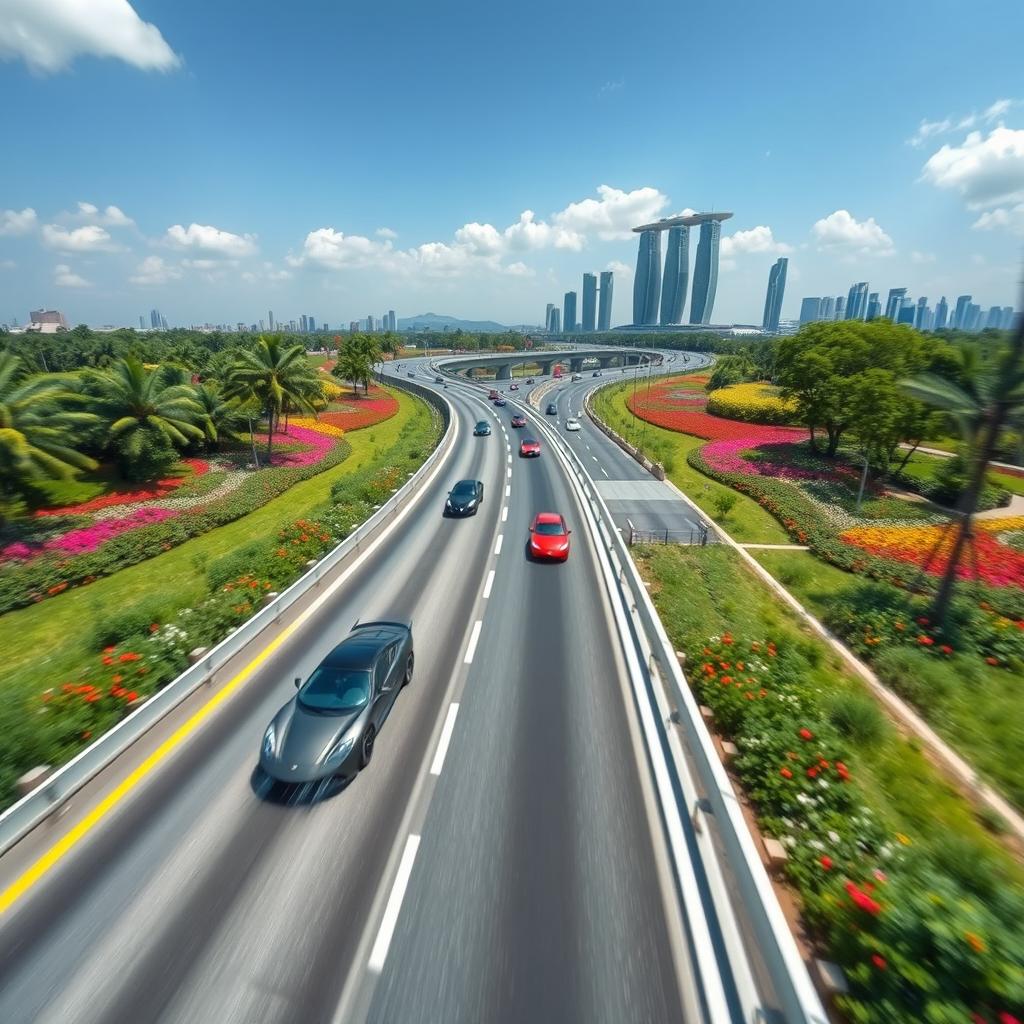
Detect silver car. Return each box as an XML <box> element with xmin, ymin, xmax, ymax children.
<box><xmin>259</xmin><ymin>621</ymin><xmax>414</xmax><ymax>783</ymax></box>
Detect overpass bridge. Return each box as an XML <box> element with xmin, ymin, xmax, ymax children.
<box><xmin>438</xmin><ymin>346</ymin><xmax>658</xmax><ymax>380</ymax></box>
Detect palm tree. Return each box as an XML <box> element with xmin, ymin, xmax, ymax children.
<box><xmin>222</xmin><ymin>335</ymin><xmax>320</xmax><ymax>459</ymax></box>
<box><xmin>0</xmin><ymin>352</ymin><xmax>98</xmax><ymax>520</ymax></box>
<box><xmin>903</xmin><ymin>311</ymin><xmax>1024</xmax><ymax>623</ymax></box>
<box><xmin>333</xmin><ymin>343</ymin><xmax>371</xmax><ymax>396</ymax></box>
<box><xmin>192</xmin><ymin>381</ymin><xmax>249</xmax><ymax>451</ymax></box>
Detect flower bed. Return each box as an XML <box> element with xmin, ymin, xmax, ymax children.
<box><xmin>706</xmin><ymin>381</ymin><xmax>798</xmax><ymax>425</ymax></box>
<box><xmin>319</xmin><ymin>387</ymin><xmax>399</xmax><ymax>433</ymax></box>
<box><xmin>691</xmin><ymin>633</ymin><xmax>1024</xmax><ymax>1024</ymax></box>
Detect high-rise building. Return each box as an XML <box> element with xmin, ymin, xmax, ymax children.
<box><xmin>885</xmin><ymin>288</ymin><xmax>907</xmax><ymax>321</ymax></box>
<box><xmin>934</xmin><ymin>297</ymin><xmax>948</xmax><ymax>330</ymax></box>
<box><xmin>150</xmin><ymin>308</ymin><xmax>161</xmax><ymax>329</ymax></box>
<box><xmin>866</xmin><ymin>293</ymin><xmax>881</xmax><ymax>320</ymax></box>
<box><xmin>268</xmin><ymin>310</ymin><xmax>275</xmax><ymax>331</ymax></box>
<box><xmin>967</xmin><ymin>303</ymin><xmax>982</xmax><ymax>331</ymax></box>
<box><xmin>309</xmin><ymin>316</ymin><xmax>317</xmax><ymax>332</ymax></box>
<box><xmin>1002</xmin><ymin>307</ymin><xmax>1017</xmax><ymax>330</ymax></box>
<box><xmin>387</xmin><ymin>310</ymin><xmax>396</xmax><ymax>332</ymax></box>
<box><xmin>835</xmin><ymin>296</ymin><xmax>846</xmax><ymax>319</ymax></box>
<box><xmin>300</xmin><ymin>314</ymin><xmax>308</xmax><ymax>333</ymax></box>
<box><xmin>689</xmin><ymin>217</ymin><xmax>727</xmax><ymax>324</ymax></box>
<box><xmin>160</xmin><ymin>315</ymin><xmax>168</xmax><ymax>330</ymax></box>
<box><xmin>349</xmin><ymin>320</ymin><xmax>360</xmax><ymax>332</ymax></box>
<box><xmin>799</xmin><ymin>297</ymin><xmax>821</xmax><ymax>324</ymax></box>
<box><xmin>582</xmin><ymin>273</ymin><xmax>598</xmax><ymax>331</ymax></box>
<box><xmin>915</xmin><ymin>297</ymin><xmax>929</xmax><ymax>330</ymax></box>
<box><xmin>139</xmin><ymin>315</ymin><xmax>146</xmax><ymax>330</ymax></box>
<box><xmin>845</xmin><ymin>282</ymin><xmax>869</xmax><ymax>320</ymax></box>
<box><xmin>660</xmin><ymin>225</ymin><xmax>690</xmax><ymax>325</ymax></box>
<box><xmin>550</xmin><ymin>308</ymin><xmax>561</xmax><ymax>333</ymax></box>
<box><xmin>820</xmin><ymin>296</ymin><xmax>836</xmax><ymax>320</ymax></box>
<box><xmin>563</xmin><ymin>291</ymin><xmax>577</xmax><ymax>333</ymax></box>
<box><xmin>762</xmin><ymin>257</ymin><xmax>788</xmax><ymax>333</ymax></box>
<box><xmin>632</xmin><ymin>229</ymin><xmax>661</xmax><ymax>325</ymax></box>
<box><xmin>952</xmin><ymin>295</ymin><xmax>972</xmax><ymax>330</ymax></box>
<box><xmin>545</xmin><ymin>303</ymin><xmax>555</xmax><ymax>331</ymax></box>
<box><xmin>598</xmin><ymin>270</ymin><xmax>614</xmax><ymax>331</ymax></box>
<box><xmin>897</xmin><ymin>302</ymin><xmax>916</xmax><ymax>325</ymax></box>
<box><xmin>986</xmin><ymin>306</ymin><xmax>1003</xmax><ymax>330</ymax></box>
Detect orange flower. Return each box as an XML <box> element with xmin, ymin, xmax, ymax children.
<box><xmin>964</xmin><ymin>931</ymin><xmax>986</xmax><ymax>954</ymax></box>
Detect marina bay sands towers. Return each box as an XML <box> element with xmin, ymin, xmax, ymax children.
<box><xmin>632</xmin><ymin>213</ymin><xmax>733</xmax><ymax>327</ymax></box>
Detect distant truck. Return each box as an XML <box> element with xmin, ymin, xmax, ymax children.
<box><xmin>553</xmin><ymin>365</ymin><xmax>563</xmax><ymax>379</ymax></box>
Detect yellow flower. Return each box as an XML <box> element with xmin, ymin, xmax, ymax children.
<box><xmin>895</xmin><ymin>832</ymin><xmax>912</xmax><ymax>846</ymax></box>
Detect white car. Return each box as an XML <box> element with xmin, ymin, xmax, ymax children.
<box><xmin>565</xmin><ymin>417</ymin><xmax>581</xmax><ymax>431</ymax></box>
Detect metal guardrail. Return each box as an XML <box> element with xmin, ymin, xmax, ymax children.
<box><xmin>627</xmin><ymin>524</ymin><xmax>714</xmax><ymax>546</ymax></box>
<box><xmin>0</xmin><ymin>376</ymin><xmax>453</xmax><ymax>858</ymax></box>
<box><xmin>438</xmin><ymin>358</ymin><xmax>827</xmax><ymax>1024</ymax></box>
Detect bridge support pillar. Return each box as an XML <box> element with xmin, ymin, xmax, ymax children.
<box><xmin>598</xmin><ymin>356</ymin><xmax>613</xmax><ymax>368</ymax></box>
<box><xmin>495</xmin><ymin>363</ymin><xmax>512</xmax><ymax>381</ymax></box>
<box><xmin>570</xmin><ymin>357</ymin><xmax>583</xmax><ymax>373</ymax></box>
<box><xmin>537</xmin><ymin>360</ymin><xmax>553</xmax><ymax>375</ymax></box>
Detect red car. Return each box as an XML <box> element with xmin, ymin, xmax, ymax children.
<box><xmin>509</xmin><ymin>383</ymin><xmax>520</xmax><ymax>391</ymax></box>
<box><xmin>529</xmin><ymin>513</ymin><xmax>571</xmax><ymax>561</ymax></box>
<box><xmin>519</xmin><ymin>437</ymin><xmax>541</xmax><ymax>457</ymax></box>
<box><xmin>488</xmin><ymin>389</ymin><xmax>499</xmax><ymax>400</ymax></box>
<box><xmin>510</xmin><ymin>414</ymin><xmax>527</xmax><ymax>428</ymax></box>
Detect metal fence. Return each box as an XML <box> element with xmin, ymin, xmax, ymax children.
<box><xmin>626</xmin><ymin>523</ymin><xmax>716</xmax><ymax>546</ymax></box>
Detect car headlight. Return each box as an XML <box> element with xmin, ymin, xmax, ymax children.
<box><xmin>323</xmin><ymin>736</ymin><xmax>355</xmax><ymax>764</ymax></box>
<box><xmin>262</xmin><ymin>725</ymin><xmax>276</xmax><ymax>758</ymax></box>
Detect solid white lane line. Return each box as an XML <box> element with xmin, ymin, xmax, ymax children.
<box><xmin>483</xmin><ymin>569</ymin><xmax>495</xmax><ymax>598</ymax></box>
<box><xmin>429</xmin><ymin>704</ymin><xmax>460</xmax><ymax>776</ymax></box>
<box><xmin>464</xmin><ymin>620</ymin><xmax>483</xmax><ymax>664</ymax></box>
<box><xmin>367</xmin><ymin>834</ymin><xmax>421</xmax><ymax>972</ymax></box>
<box><xmin>494</xmin><ymin>534</ymin><xmax>503</xmax><ymax>555</ymax></box>
<box><xmin>501</xmin><ymin>506</ymin><xmax>508</xmax><ymax>522</ymax></box>
<box><xmin>505</xmin><ymin>485</ymin><xmax>511</xmax><ymax>496</ymax></box>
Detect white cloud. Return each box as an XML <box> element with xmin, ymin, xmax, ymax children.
<box><xmin>288</xmin><ymin>228</ymin><xmax>396</xmax><ymax>270</ymax></box>
<box><xmin>907</xmin><ymin>98</ymin><xmax>1016</xmax><ymax>146</ymax></box>
<box><xmin>504</xmin><ymin>261</ymin><xmax>533</xmax><ymax>277</ymax></box>
<box><xmin>0</xmin><ymin>207</ymin><xmax>37</xmax><ymax>235</ymax></box>
<box><xmin>920</xmin><ymin>126</ymin><xmax>1024</xmax><ymax>210</ymax></box>
<box><xmin>811</xmin><ymin>209</ymin><xmax>894</xmax><ymax>253</ymax></box>
<box><xmin>54</xmin><ymin>263</ymin><xmax>89</xmax><ymax>288</ymax></box>
<box><xmin>41</xmin><ymin>223</ymin><xmax>118</xmax><ymax>252</ymax></box>
<box><xmin>553</xmin><ymin>184</ymin><xmax>668</xmax><ymax>241</ymax></box>
<box><xmin>164</xmin><ymin>222</ymin><xmax>257</xmax><ymax>257</ymax></box>
<box><xmin>453</xmin><ymin>221</ymin><xmax>505</xmax><ymax>257</ymax></box>
<box><xmin>74</xmin><ymin>201</ymin><xmax>135</xmax><ymax>227</ymax></box>
<box><xmin>375</xmin><ymin>226</ymin><xmax>397</xmax><ymax>239</ymax></box>
<box><xmin>181</xmin><ymin>258</ymin><xmax>229</xmax><ymax>270</ymax></box>
<box><xmin>910</xmin><ymin>250</ymin><xmax>937</xmax><ymax>264</ymax></box>
<box><xmin>720</xmin><ymin>225</ymin><xmax>793</xmax><ymax>258</ymax></box>
<box><xmin>0</xmin><ymin>259</ymin><xmax>15</xmax><ymax>270</ymax></box>
<box><xmin>129</xmin><ymin>255</ymin><xmax>181</xmax><ymax>285</ymax></box>
<box><xmin>0</xmin><ymin>0</ymin><xmax>181</xmax><ymax>74</ymax></box>
<box><xmin>77</xmin><ymin>201</ymin><xmax>98</xmax><ymax>216</ymax></box>
<box><xmin>973</xmin><ymin>204</ymin><xmax>1024</xmax><ymax>236</ymax></box>
<box><xmin>606</xmin><ymin>259</ymin><xmax>632</xmax><ymax>278</ymax></box>
<box><xmin>598</xmin><ymin>79</ymin><xmax>624</xmax><ymax>95</ymax></box>
<box><xmin>504</xmin><ymin>210</ymin><xmax>583</xmax><ymax>252</ymax></box>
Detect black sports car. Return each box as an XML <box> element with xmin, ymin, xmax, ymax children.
<box><xmin>445</xmin><ymin>478</ymin><xmax>484</xmax><ymax>516</ymax></box>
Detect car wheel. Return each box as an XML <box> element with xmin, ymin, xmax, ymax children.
<box><xmin>403</xmin><ymin>652</ymin><xmax>414</xmax><ymax>686</ymax></box>
<box><xmin>359</xmin><ymin>726</ymin><xmax>376</xmax><ymax>768</ymax></box>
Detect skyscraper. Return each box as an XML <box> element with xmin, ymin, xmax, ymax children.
<box><xmin>866</xmin><ymin>293</ymin><xmax>881</xmax><ymax>320</ymax></box>
<box><xmin>897</xmin><ymin>302</ymin><xmax>916</xmax><ymax>325</ymax></box>
<box><xmin>545</xmin><ymin>303</ymin><xmax>555</xmax><ymax>331</ymax></box>
<box><xmin>582</xmin><ymin>273</ymin><xmax>597</xmax><ymax>331</ymax></box>
<box><xmin>550</xmin><ymin>308</ymin><xmax>561</xmax><ymax>333</ymax></box>
<box><xmin>845</xmin><ymin>282</ymin><xmax>869</xmax><ymax>320</ymax></box>
<box><xmin>150</xmin><ymin>308</ymin><xmax>161</xmax><ymax>329</ymax></box>
<box><xmin>689</xmin><ymin>217</ymin><xmax>726</xmax><ymax>324</ymax></box>
<box><xmin>632</xmin><ymin>229</ymin><xmax>661</xmax><ymax>325</ymax></box>
<box><xmin>986</xmin><ymin>306</ymin><xmax>1003</xmax><ymax>329</ymax></box>
<box><xmin>1002</xmin><ymin>307</ymin><xmax>1016</xmax><ymax>330</ymax></box>
<box><xmin>139</xmin><ymin>315</ymin><xmax>145</xmax><ymax>330</ymax></box>
<box><xmin>934</xmin><ymin>297</ymin><xmax>948</xmax><ymax>330</ymax></box>
<box><xmin>598</xmin><ymin>270</ymin><xmax>614</xmax><ymax>331</ymax></box>
<box><xmin>563</xmin><ymin>291</ymin><xmax>577</xmax><ymax>333</ymax></box>
<box><xmin>799</xmin><ymin>297</ymin><xmax>821</xmax><ymax>324</ymax></box>
<box><xmin>835</xmin><ymin>296</ymin><xmax>846</xmax><ymax>320</ymax></box>
<box><xmin>915</xmin><ymin>297</ymin><xmax>929</xmax><ymax>330</ymax></box>
<box><xmin>268</xmin><ymin>310</ymin><xmax>275</xmax><ymax>331</ymax></box>
<box><xmin>966</xmin><ymin>303</ymin><xmax>982</xmax><ymax>331</ymax></box>
<box><xmin>308</xmin><ymin>316</ymin><xmax>316</xmax><ymax>332</ymax></box>
<box><xmin>387</xmin><ymin>310</ymin><xmax>396</xmax><ymax>332</ymax></box>
<box><xmin>762</xmin><ymin>257</ymin><xmax>788</xmax><ymax>333</ymax></box>
<box><xmin>952</xmin><ymin>295</ymin><xmax>972</xmax><ymax>330</ymax></box>
<box><xmin>160</xmin><ymin>315</ymin><xmax>168</xmax><ymax>330</ymax></box>
<box><xmin>660</xmin><ymin>225</ymin><xmax>690</xmax><ymax>325</ymax></box>
<box><xmin>885</xmin><ymin>288</ymin><xmax>907</xmax><ymax>321</ymax></box>
<box><xmin>820</xmin><ymin>296</ymin><xmax>836</xmax><ymax>320</ymax></box>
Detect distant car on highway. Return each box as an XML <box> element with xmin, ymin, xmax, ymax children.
<box><xmin>445</xmin><ymin>479</ymin><xmax>484</xmax><ymax>516</ymax></box>
<box><xmin>473</xmin><ymin>420</ymin><xmax>491</xmax><ymax>436</ymax></box>
<box><xmin>488</xmin><ymin>389</ymin><xmax>499</xmax><ymax>400</ymax></box>
<box><xmin>434</xmin><ymin>375</ymin><xmax>444</xmax><ymax>383</ymax></box>
<box><xmin>510</xmin><ymin>414</ymin><xmax>527</xmax><ymax>428</ymax></box>
<box><xmin>572</xmin><ymin>373</ymin><xmax>582</xmax><ymax>381</ymax></box>
<box><xmin>495</xmin><ymin>396</ymin><xmax>507</xmax><ymax>406</ymax></box>
<box><xmin>519</xmin><ymin>437</ymin><xmax>541</xmax><ymax>457</ymax></box>
<box><xmin>259</xmin><ymin>621</ymin><xmax>414</xmax><ymax>784</ymax></box>
<box><xmin>528</xmin><ymin>513</ymin><xmax>571</xmax><ymax>561</ymax></box>
<box><xmin>592</xmin><ymin>370</ymin><xmax>601</xmax><ymax>377</ymax></box>
<box><xmin>408</xmin><ymin>371</ymin><xmax>416</xmax><ymax>378</ymax></box>
<box><xmin>509</xmin><ymin>383</ymin><xmax>519</xmax><ymax>391</ymax></box>
<box><xmin>526</xmin><ymin>377</ymin><xmax>535</xmax><ymax>384</ymax></box>
<box><xmin>565</xmin><ymin>417</ymin><xmax>581</xmax><ymax>431</ymax></box>
<box><xmin>546</xmin><ymin>402</ymin><xmax>558</xmax><ymax>415</ymax></box>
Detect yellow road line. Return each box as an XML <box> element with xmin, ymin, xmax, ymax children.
<box><xmin>0</xmin><ymin>621</ymin><xmax>298</xmax><ymax>916</ymax></box>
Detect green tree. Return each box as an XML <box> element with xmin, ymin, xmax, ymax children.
<box><xmin>332</xmin><ymin>334</ymin><xmax>380</xmax><ymax>394</ymax></box>
<box><xmin>903</xmin><ymin>313</ymin><xmax>1024</xmax><ymax>623</ymax></box>
<box><xmin>223</xmin><ymin>335</ymin><xmax>319</xmax><ymax>460</ymax></box>
<box><xmin>84</xmin><ymin>357</ymin><xmax>206</xmax><ymax>480</ymax></box>
<box><xmin>0</xmin><ymin>352</ymin><xmax>98</xmax><ymax>520</ymax></box>
<box><xmin>192</xmin><ymin>381</ymin><xmax>249</xmax><ymax>451</ymax></box>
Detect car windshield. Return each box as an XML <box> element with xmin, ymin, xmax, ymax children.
<box><xmin>298</xmin><ymin>666</ymin><xmax>370</xmax><ymax>714</ymax></box>
<box><xmin>534</xmin><ymin>521</ymin><xmax>565</xmax><ymax>535</ymax></box>
<box><xmin>523</xmin><ymin>438</ymin><xmax>536</xmax><ymax>445</ymax></box>
<box><xmin>475</xmin><ymin>421</ymin><xmax>488</xmax><ymax>429</ymax></box>
<box><xmin>452</xmin><ymin>481</ymin><xmax>477</xmax><ymax>496</ymax></box>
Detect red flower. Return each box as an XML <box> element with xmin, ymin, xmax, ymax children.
<box><xmin>126</xmin><ymin>691</ymin><xmax>138</xmax><ymax>702</ymax></box>
<box><xmin>986</xmin><ymin>656</ymin><xmax>999</xmax><ymax>666</ymax></box>
<box><xmin>119</xmin><ymin>652</ymin><xmax>141</xmax><ymax>662</ymax></box>
<box><xmin>103</xmin><ymin>646</ymin><xmax>116</xmax><ymax>654</ymax></box>
<box><xmin>916</xmin><ymin>616</ymin><xmax>929</xmax><ymax>626</ymax></box>
<box><xmin>819</xmin><ymin>856</ymin><xmax>833</xmax><ymax>870</ymax></box>
<box><xmin>845</xmin><ymin>881</ymin><xmax>882</xmax><ymax>915</ymax></box>
<box><xmin>871</xmin><ymin>954</ymin><xmax>887</xmax><ymax>971</ymax></box>
<box><xmin>111</xmin><ymin>674</ymin><xmax>123</xmax><ymax>684</ymax></box>
<box><xmin>780</xmin><ymin>767</ymin><xmax>793</xmax><ymax>779</ymax></box>
<box><xmin>836</xmin><ymin>762</ymin><xmax>851</xmax><ymax>782</ymax></box>
<box><xmin>721</xmin><ymin>675</ymin><xmax>733</xmax><ymax>684</ymax></box>
<box><xmin>102</xmin><ymin>656</ymin><xmax>114</xmax><ymax>666</ymax></box>
<box><xmin>939</xmin><ymin>644</ymin><xmax>953</xmax><ymax>655</ymax></box>
<box><xmin>807</xmin><ymin>766</ymin><xmax>818</xmax><ymax>779</ymax></box>
<box><xmin>999</xmin><ymin>1015</ymin><xmax>1023</xmax><ymax>1024</ymax></box>
<box><xmin>150</xmin><ymin>623</ymin><xmax>160</xmax><ymax>633</ymax></box>
<box><xmin>799</xmin><ymin>728</ymin><xmax>813</xmax><ymax>741</ymax></box>
<box><xmin>917</xmin><ymin>635</ymin><xmax>934</xmax><ymax>646</ymax></box>
<box><xmin>85</xmin><ymin>693</ymin><xmax>100</xmax><ymax>703</ymax></box>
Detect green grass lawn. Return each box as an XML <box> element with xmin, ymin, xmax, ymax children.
<box><xmin>636</xmin><ymin>544</ymin><xmax>1023</xmax><ymax>879</ymax></box>
<box><xmin>591</xmin><ymin>380</ymin><xmax>791</xmax><ymax>544</ymax></box>
<box><xmin>0</xmin><ymin>389</ymin><xmax>424</xmax><ymax>696</ymax></box>
<box><xmin>895</xmin><ymin>448</ymin><xmax>1024</xmax><ymax>498</ymax></box>
<box><xmin>750</xmin><ymin>547</ymin><xmax>1024</xmax><ymax>812</ymax></box>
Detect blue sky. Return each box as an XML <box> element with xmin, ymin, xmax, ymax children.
<box><xmin>1</xmin><ymin>0</ymin><xmax>1023</xmax><ymax>329</ymax></box>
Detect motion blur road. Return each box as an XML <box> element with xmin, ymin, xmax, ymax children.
<box><xmin>0</xmin><ymin>350</ymin><xmax>709</xmax><ymax>1024</ymax></box>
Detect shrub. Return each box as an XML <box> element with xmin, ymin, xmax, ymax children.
<box><xmin>706</xmin><ymin>382</ymin><xmax>798</xmax><ymax>425</ymax></box>
<box><xmin>88</xmin><ymin>596</ymin><xmax>176</xmax><ymax>651</ymax></box>
<box><xmin>825</xmin><ymin>691</ymin><xmax>887</xmax><ymax>746</ymax></box>
<box><xmin>713</xmin><ymin>492</ymin><xmax>738</xmax><ymax>521</ymax></box>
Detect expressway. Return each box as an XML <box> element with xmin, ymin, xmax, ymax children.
<box><xmin>0</xmin><ymin>354</ymin><xmax>711</xmax><ymax>1024</ymax></box>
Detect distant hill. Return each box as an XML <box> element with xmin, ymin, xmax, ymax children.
<box><xmin>398</xmin><ymin>312</ymin><xmax>513</xmax><ymax>333</ymax></box>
